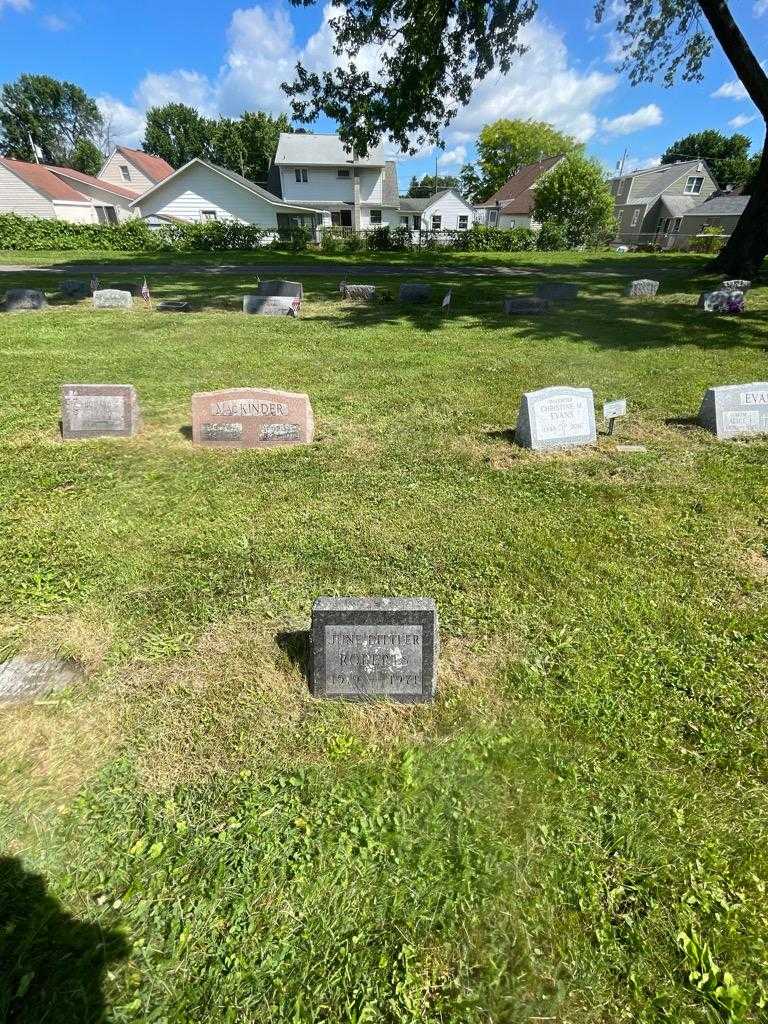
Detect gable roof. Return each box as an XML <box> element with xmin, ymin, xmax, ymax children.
<box><xmin>130</xmin><ymin>157</ymin><xmax>325</xmax><ymax>212</ymax></box>
<box><xmin>399</xmin><ymin>188</ymin><xmax>472</xmax><ymax>214</ymax></box>
<box><xmin>274</xmin><ymin>132</ymin><xmax>386</xmax><ymax>167</ymax></box>
<box><xmin>0</xmin><ymin>157</ymin><xmax>89</xmax><ymax>202</ymax></box>
<box><xmin>114</xmin><ymin>146</ymin><xmax>174</xmax><ymax>182</ymax></box>
<box><xmin>476</xmin><ymin>156</ymin><xmax>562</xmax><ymax>213</ymax></box>
<box><xmin>685</xmin><ymin>194</ymin><xmax>750</xmax><ymax>217</ymax></box>
<box><xmin>46</xmin><ymin>165</ymin><xmax>139</xmax><ymax>200</ymax></box>
<box><xmin>613</xmin><ymin>159</ymin><xmax>718</xmax><ymax>200</ymax></box>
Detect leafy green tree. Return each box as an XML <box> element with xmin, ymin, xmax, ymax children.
<box><xmin>661</xmin><ymin>130</ymin><xmax>757</xmax><ymax>189</ymax></box>
<box><xmin>211</xmin><ymin>112</ymin><xmax>292</xmax><ymax>181</ymax></box>
<box><xmin>0</xmin><ymin>74</ymin><xmax>102</xmax><ymax>165</ymax></box>
<box><xmin>142</xmin><ymin>103</ymin><xmax>213</xmax><ymax>168</ymax></box>
<box><xmin>474</xmin><ymin>118</ymin><xmax>580</xmax><ymax>196</ymax></box>
<box><xmin>459</xmin><ymin>163</ymin><xmax>484</xmax><ymax>203</ymax></box>
<box><xmin>407</xmin><ymin>173</ymin><xmax>459</xmax><ymax>196</ymax></box>
<box><xmin>69</xmin><ymin>138</ymin><xmax>104</xmax><ymax>176</ymax></box>
<box><xmin>533</xmin><ymin>154</ymin><xmax>615</xmax><ymax>247</ymax></box>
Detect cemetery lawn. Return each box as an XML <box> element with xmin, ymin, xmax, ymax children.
<box><xmin>1</xmin><ymin>256</ymin><xmax>766</xmax><ymax>1023</ymax></box>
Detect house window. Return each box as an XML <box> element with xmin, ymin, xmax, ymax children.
<box><xmin>295</xmin><ymin>168</ymin><xmax>309</xmax><ymax>183</ymax></box>
<box><xmin>684</xmin><ymin>176</ymin><xmax>704</xmax><ymax>194</ymax></box>
<box><xmin>630</xmin><ymin>209</ymin><xmax>640</xmax><ymax>228</ymax></box>
<box><xmin>331</xmin><ymin>210</ymin><xmax>353</xmax><ymax>227</ymax></box>
<box><xmin>431</xmin><ymin>214</ymin><xmax>442</xmax><ymax>230</ymax></box>
<box><xmin>671</xmin><ymin>218</ymin><xmax>682</xmax><ymax>233</ymax></box>
<box><xmin>337</xmin><ymin>168</ymin><xmax>351</xmax><ymax>178</ymax></box>
<box><xmin>400</xmin><ymin>216</ymin><xmax>410</xmax><ymax>226</ymax></box>
<box><xmin>616</xmin><ymin>178</ymin><xmax>625</xmax><ymax>196</ymax></box>
<box><xmin>412</xmin><ymin>215</ymin><xmax>420</xmax><ymax>229</ymax></box>
<box><xmin>120</xmin><ymin>164</ymin><xmax>131</xmax><ymax>182</ymax></box>
<box><xmin>489</xmin><ymin>209</ymin><xmax>498</xmax><ymax>226</ymax></box>
<box><xmin>201</xmin><ymin>210</ymin><xmax>218</xmax><ymax>221</ymax></box>
<box><xmin>369</xmin><ymin>209</ymin><xmax>382</xmax><ymax>225</ymax></box>
<box><xmin>95</xmin><ymin>205</ymin><xmax>117</xmax><ymax>224</ymax></box>
<box><xmin>458</xmin><ymin>214</ymin><xmax>468</xmax><ymax>229</ymax></box>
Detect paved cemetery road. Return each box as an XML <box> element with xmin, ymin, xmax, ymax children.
<box><xmin>0</xmin><ymin>260</ymin><xmax>538</xmax><ymax>278</ymax></box>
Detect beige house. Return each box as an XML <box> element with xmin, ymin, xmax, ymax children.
<box><xmin>98</xmin><ymin>146</ymin><xmax>174</xmax><ymax>194</ymax></box>
<box><xmin>610</xmin><ymin>159</ymin><xmax>719</xmax><ymax>247</ymax></box>
<box><xmin>474</xmin><ymin>156</ymin><xmax>563</xmax><ymax>229</ymax></box>
<box><xmin>0</xmin><ymin>157</ymin><xmax>139</xmax><ymax>223</ymax></box>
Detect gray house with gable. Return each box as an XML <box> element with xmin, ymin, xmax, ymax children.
<box><xmin>610</xmin><ymin>159</ymin><xmax>719</xmax><ymax>247</ymax></box>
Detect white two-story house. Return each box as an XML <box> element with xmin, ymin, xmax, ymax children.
<box><xmin>267</xmin><ymin>133</ymin><xmax>400</xmax><ymax>231</ymax></box>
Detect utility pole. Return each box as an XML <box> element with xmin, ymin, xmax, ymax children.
<box><xmin>616</xmin><ymin>147</ymin><xmax>629</xmax><ymax>178</ymax></box>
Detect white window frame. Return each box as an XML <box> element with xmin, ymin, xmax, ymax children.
<box><xmin>369</xmin><ymin>209</ymin><xmax>382</xmax><ymax>225</ymax></box>
<box><xmin>616</xmin><ymin>178</ymin><xmax>625</xmax><ymax>196</ymax></box>
<box><xmin>201</xmin><ymin>209</ymin><xmax>218</xmax><ymax>222</ymax></box>
<box><xmin>400</xmin><ymin>216</ymin><xmax>410</xmax><ymax>226</ymax></box>
<box><xmin>488</xmin><ymin>209</ymin><xmax>498</xmax><ymax>226</ymax></box>
<box><xmin>671</xmin><ymin>217</ymin><xmax>682</xmax><ymax>233</ymax></box>
<box><xmin>295</xmin><ymin>168</ymin><xmax>309</xmax><ymax>183</ymax></box>
<box><xmin>630</xmin><ymin>209</ymin><xmax>640</xmax><ymax>228</ymax></box>
<box><xmin>119</xmin><ymin>164</ymin><xmax>131</xmax><ymax>182</ymax></box>
<box><xmin>684</xmin><ymin>175</ymin><xmax>704</xmax><ymax>195</ymax></box>
<box><xmin>458</xmin><ymin>214</ymin><xmax>469</xmax><ymax>229</ymax></box>
<box><xmin>337</xmin><ymin>168</ymin><xmax>351</xmax><ymax>178</ymax></box>
<box><xmin>431</xmin><ymin>214</ymin><xmax>442</xmax><ymax>230</ymax></box>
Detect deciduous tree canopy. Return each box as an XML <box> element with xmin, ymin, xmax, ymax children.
<box><xmin>0</xmin><ymin>74</ymin><xmax>103</xmax><ymax>167</ymax></box>
<box><xmin>533</xmin><ymin>153</ymin><xmax>615</xmax><ymax>247</ymax></box>
<box><xmin>661</xmin><ymin>130</ymin><xmax>758</xmax><ymax>190</ymax></box>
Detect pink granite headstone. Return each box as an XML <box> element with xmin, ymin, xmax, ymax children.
<box><xmin>191</xmin><ymin>387</ymin><xmax>314</xmax><ymax>448</ymax></box>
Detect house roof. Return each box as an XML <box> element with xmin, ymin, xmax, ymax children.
<box><xmin>274</xmin><ymin>132</ymin><xmax>386</xmax><ymax>167</ymax></box>
<box><xmin>685</xmin><ymin>194</ymin><xmax>750</xmax><ymax>217</ymax></box>
<box><xmin>0</xmin><ymin>157</ymin><xmax>89</xmax><ymax>202</ymax></box>
<box><xmin>115</xmin><ymin>146</ymin><xmax>174</xmax><ymax>182</ymax></box>
<box><xmin>613</xmin><ymin>159</ymin><xmax>718</xmax><ymax>199</ymax></box>
<box><xmin>45</xmin><ymin>165</ymin><xmax>139</xmax><ymax>200</ymax></box>
<box><xmin>399</xmin><ymin>189</ymin><xmax>468</xmax><ymax>214</ymax></box>
<box><xmin>475</xmin><ymin>156</ymin><xmax>562</xmax><ymax>214</ymax></box>
<box><xmin>657</xmin><ymin>195</ymin><xmax>701</xmax><ymax>218</ymax></box>
<box><xmin>131</xmin><ymin>157</ymin><xmax>325</xmax><ymax>213</ymax></box>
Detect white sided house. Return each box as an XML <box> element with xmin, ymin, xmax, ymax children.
<box><xmin>268</xmin><ymin>133</ymin><xmax>400</xmax><ymax>230</ymax></box>
<box><xmin>0</xmin><ymin>157</ymin><xmax>139</xmax><ymax>223</ymax></box>
<box><xmin>98</xmin><ymin>146</ymin><xmax>175</xmax><ymax>194</ymax></box>
<box><xmin>132</xmin><ymin>158</ymin><xmax>324</xmax><ymax>232</ymax></box>
<box><xmin>398</xmin><ymin>189</ymin><xmax>476</xmax><ymax>232</ymax></box>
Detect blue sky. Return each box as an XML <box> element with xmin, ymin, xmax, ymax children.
<box><xmin>0</xmin><ymin>0</ymin><xmax>765</xmax><ymax>187</ymax></box>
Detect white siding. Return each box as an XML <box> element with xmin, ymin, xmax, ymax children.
<box><xmin>279</xmin><ymin>165</ymin><xmax>356</xmax><ymax>203</ymax></box>
<box><xmin>54</xmin><ymin>202</ymin><xmax>97</xmax><ymax>224</ymax></box>
<box><xmin>0</xmin><ymin>163</ymin><xmax>55</xmax><ymax>218</ymax></box>
<box><xmin>54</xmin><ymin>178</ymin><xmax>136</xmax><ymax>220</ymax></box>
<box><xmin>99</xmin><ymin>151</ymin><xmax>155</xmax><ymax>194</ymax></box>
<box><xmin>360</xmin><ymin>207</ymin><xmax>400</xmax><ymax>229</ymax></box>
<box><xmin>135</xmin><ymin>163</ymin><xmax>287</xmax><ymax>225</ymax></box>
<box><xmin>358</xmin><ymin>168</ymin><xmax>384</xmax><ymax>205</ymax></box>
<box><xmin>422</xmin><ymin>191</ymin><xmax>476</xmax><ymax>230</ymax></box>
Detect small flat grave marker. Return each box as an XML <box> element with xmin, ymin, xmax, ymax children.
<box><xmin>93</xmin><ymin>289</ymin><xmax>132</xmax><ymax>310</ymax></box>
<box><xmin>61</xmin><ymin>384</ymin><xmax>141</xmax><ymax>439</ymax></box>
<box><xmin>4</xmin><ymin>288</ymin><xmax>46</xmax><ymax>311</ymax></box>
<box><xmin>399</xmin><ymin>283</ymin><xmax>432</xmax><ymax>303</ymax></box>
<box><xmin>0</xmin><ymin>657</ymin><xmax>83</xmax><ymax>702</ymax></box>
<box><xmin>504</xmin><ymin>296</ymin><xmax>550</xmax><ymax>315</ymax></box>
<box><xmin>698</xmin><ymin>381</ymin><xmax>768</xmax><ymax>439</ymax></box>
<box><xmin>625</xmin><ymin>279</ymin><xmax>659</xmax><ymax>298</ymax></box>
<box><xmin>516</xmin><ymin>385</ymin><xmax>597</xmax><ymax>451</ymax></box>
<box><xmin>157</xmin><ymin>300</ymin><xmax>192</xmax><ymax>312</ymax></box>
<box><xmin>311</xmin><ymin>597</ymin><xmax>438</xmax><ymax>703</ymax></box>
<box><xmin>603</xmin><ymin>398</ymin><xmax>627</xmax><ymax>435</ymax></box>
<box><xmin>535</xmin><ymin>282</ymin><xmax>579</xmax><ymax>302</ymax></box>
<box><xmin>191</xmin><ymin>387</ymin><xmax>314</xmax><ymax>448</ymax></box>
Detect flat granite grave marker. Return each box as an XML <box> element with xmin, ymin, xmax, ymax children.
<box><xmin>243</xmin><ymin>294</ymin><xmax>300</xmax><ymax>316</ymax></box>
<box><xmin>61</xmin><ymin>384</ymin><xmax>141</xmax><ymax>439</ymax></box>
<box><xmin>191</xmin><ymin>387</ymin><xmax>314</xmax><ymax>448</ymax></box>
<box><xmin>256</xmin><ymin>279</ymin><xmax>303</xmax><ymax>300</ymax></box>
<box><xmin>504</xmin><ymin>296</ymin><xmax>550</xmax><ymax>315</ymax></box>
<box><xmin>311</xmin><ymin>597</ymin><xmax>438</xmax><ymax>703</ymax></box>
<box><xmin>93</xmin><ymin>289</ymin><xmax>133</xmax><ymax>310</ymax></box>
<box><xmin>516</xmin><ymin>385</ymin><xmax>597</xmax><ymax>451</ymax></box>
<box><xmin>3</xmin><ymin>288</ymin><xmax>47</xmax><ymax>311</ymax></box>
<box><xmin>698</xmin><ymin>381</ymin><xmax>768</xmax><ymax>439</ymax></box>
<box><xmin>0</xmin><ymin>657</ymin><xmax>83</xmax><ymax>702</ymax></box>
<box><xmin>535</xmin><ymin>282</ymin><xmax>579</xmax><ymax>302</ymax></box>
<box><xmin>399</xmin><ymin>283</ymin><xmax>432</xmax><ymax>303</ymax></box>
<box><xmin>157</xmin><ymin>300</ymin><xmax>192</xmax><ymax>312</ymax></box>
<box><xmin>625</xmin><ymin>279</ymin><xmax>659</xmax><ymax>298</ymax></box>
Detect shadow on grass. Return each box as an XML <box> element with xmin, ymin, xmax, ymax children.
<box><xmin>276</xmin><ymin>629</ymin><xmax>311</xmax><ymax>683</ymax></box>
<box><xmin>0</xmin><ymin>856</ymin><xmax>128</xmax><ymax>1024</ymax></box>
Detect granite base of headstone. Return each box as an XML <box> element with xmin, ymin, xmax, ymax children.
<box><xmin>340</xmin><ymin>283</ymin><xmax>377</xmax><ymax>301</ymax></box>
<box><xmin>191</xmin><ymin>387</ymin><xmax>314</xmax><ymax>448</ymax></box>
<box><xmin>243</xmin><ymin>294</ymin><xmax>300</xmax><ymax>316</ymax></box>
<box><xmin>625</xmin><ymin>279</ymin><xmax>659</xmax><ymax>298</ymax></box>
<box><xmin>60</xmin><ymin>279</ymin><xmax>91</xmax><ymax>299</ymax></box>
<box><xmin>698</xmin><ymin>381</ymin><xmax>768</xmax><ymax>439</ymax></box>
<box><xmin>0</xmin><ymin>656</ymin><xmax>83</xmax><ymax>702</ymax></box>
<box><xmin>3</xmin><ymin>288</ymin><xmax>47</xmax><ymax>311</ymax></box>
<box><xmin>61</xmin><ymin>383</ymin><xmax>142</xmax><ymax>439</ymax></box>
<box><xmin>93</xmin><ymin>289</ymin><xmax>133</xmax><ymax>310</ymax></box>
<box><xmin>698</xmin><ymin>288</ymin><xmax>744</xmax><ymax>312</ymax></box>
<box><xmin>257</xmin><ymin>279</ymin><xmax>303</xmax><ymax>300</ymax></box>
<box><xmin>516</xmin><ymin>385</ymin><xmax>597</xmax><ymax>451</ymax></box>
<box><xmin>157</xmin><ymin>300</ymin><xmax>192</xmax><ymax>312</ymax></box>
<box><xmin>310</xmin><ymin>597</ymin><xmax>438</xmax><ymax>703</ymax></box>
<box><xmin>535</xmin><ymin>282</ymin><xmax>579</xmax><ymax>302</ymax></box>
<box><xmin>504</xmin><ymin>296</ymin><xmax>550</xmax><ymax>315</ymax></box>
<box><xmin>722</xmin><ymin>278</ymin><xmax>751</xmax><ymax>292</ymax></box>
<box><xmin>399</xmin><ymin>283</ymin><xmax>432</xmax><ymax>303</ymax></box>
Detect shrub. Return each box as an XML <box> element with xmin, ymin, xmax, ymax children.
<box><xmin>536</xmin><ymin>222</ymin><xmax>569</xmax><ymax>251</ymax></box>
<box><xmin>0</xmin><ymin>213</ymin><xmax>159</xmax><ymax>251</ymax></box>
<box><xmin>319</xmin><ymin>229</ymin><xmax>342</xmax><ymax>254</ymax></box>
<box><xmin>290</xmin><ymin>226</ymin><xmax>311</xmax><ymax>252</ymax></box>
<box><xmin>454</xmin><ymin>225</ymin><xmax>537</xmax><ymax>252</ymax></box>
<box><xmin>368</xmin><ymin>225</ymin><xmax>393</xmax><ymax>250</ymax></box>
<box><xmin>689</xmin><ymin>225</ymin><xmax>726</xmax><ymax>254</ymax></box>
<box><xmin>343</xmin><ymin>232</ymin><xmax>367</xmax><ymax>253</ymax></box>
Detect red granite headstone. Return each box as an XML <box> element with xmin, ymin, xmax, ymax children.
<box><xmin>191</xmin><ymin>387</ymin><xmax>314</xmax><ymax>448</ymax></box>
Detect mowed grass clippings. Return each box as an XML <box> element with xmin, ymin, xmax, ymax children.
<box><xmin>0</xmin><ymin>252</ymin><xmax>767</xmax><ymax>1023</ymax></box>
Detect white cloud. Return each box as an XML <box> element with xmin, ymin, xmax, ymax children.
<box><xmin>754</xmin><ymin>0</ymin><xmax>768</xmax><ymax>15</ymax></box>
<box><xmin>712</xmin><ymin>78</ymin><xmax>749</xmax><ymax>100</ymax></box>
<box><xmin>728</xmin><ymin>113</ymin><xmax>757</xmax><ymax>129</ymax></box>
<box><xmin>135</xmin><ymin>70</ymin><xmax>217</xmax><ymax>116</ymax></box>
<box><xmin>41</xmin><ymin>13</ymin><xmax>69</xmax><ymax>29</ymax></box>
<box><xmin>627</xmin><ymin>154</ymin><xmax>661</xmax><ymax>172</ymax></box>
<box><xmin>437</xmin><ymin>145</ymin><xmax>467</xmax><ymax>167</ymax></box>
<box><xmin>0</xmin><ymin>0</ymin><xmax>30</xmax><ymax>12</ymax></box>
<box><xmin>96</xmin><ymin>95</ymin><xmax>147</xmax><ymax>148</ymax></box>
<box><xmin>601</xmin><ymin>103</ymin><xmax>662</xmax><ymax>135</ymax></box>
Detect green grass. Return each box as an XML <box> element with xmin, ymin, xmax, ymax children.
<box><xmin>0</xmin><ymin>255</ymin><xmax>766</xmax><ymax>1023</ymax></box>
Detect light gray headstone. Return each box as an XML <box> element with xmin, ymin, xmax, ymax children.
<box><xmin>399</xmin><ymin>283</ymin><xmax>432</xmax><ymax>303</ymax></box>
<box><xmin>516</xmin><ymin>385</ymin><xmax>597</xmax><ymax>451</ymax></box>
<box><xmin>698</xmin><ymin>381</ymin><xmax>768</xmax><ymax>439</ymax></box>
<box><xmin>4</xmin><ymin>288</ymin><xmax>47</xmax><ymax>311</ymax></box>
<box><xmin>698</xmin><ymin>289</ymin><xmax>743</xmax><ymax>312</ymax></box>
<box><xmin>535</xmin><ymin>282</ymin><xmax>579</xmax><ymax>302</ymax></box>
<box><xmin>722</xmin><ymin>279</ymin><xmax>751</xmax><ymax>291</ymax></box>
<box><xmin>603</xmin><ymin>398</ymin><xmax>627</xmax><ymax>420</ymax></box>
<box><xmin>60</xmin><ymin>279</ymin><xmax>91</xmax><ymax>299</ymax></box>
<box><xmin>243</xmin><ymin>294</ymin><xmax>300</xmax><ymax>316</ymax></box>
<box><xmin>625</xmin><ymin>279</ymin><xmax>659</xmax><ymax>297</ymax></box>
<box><xmin>340</xmin><ymin>283</ymin><xmax>377</xmax><ymax>301</ymax></box>
<box><xmin>504</xmin><ymin>296</ymin><xmax>550</xmax><ymax>315</ymax></box>
<box><xmin>257</xmin><ymin>279</ymin><xmax>303</xmax><ymax>300</ymax></box>
<box><xmin>311</xmin><ymin>597</ymin><xmax>438</xmax><ymax>703</ymax></box>
<box><xmin>93</xmin><ymin>289</ymin><xmax>133</xmax><ymax>309</ymax></box>
<box><xmin>0</xmin><ymin>657</ymin><xmax>83</xmax><ymax>702</ymax></box>
<box><xmin>61</xmin><ymin>383</ymin><xmax>142</xmax><ymax>439</ymax></box>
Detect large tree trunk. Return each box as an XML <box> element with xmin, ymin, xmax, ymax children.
<box><xmin>697</xmin><ymin>0</ymin><xmax>768</xmax><ymax>277</ymax></box>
